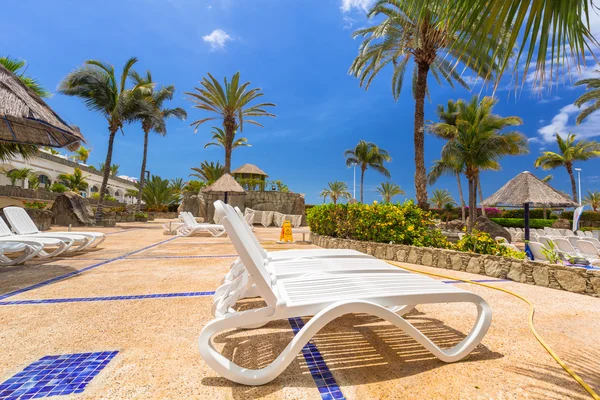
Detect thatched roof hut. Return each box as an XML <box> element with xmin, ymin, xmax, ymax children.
<box><xmin>0</xmin><ymin>63</ymin><xmax>84</xmax><ymax>150</ymax></box>
<box><xmin>481</xmin><ymin>171</ymin><xmax>578</xmax><ymax>208</ymax></box>
<box><xmin>232</xmin><ymin>163</ymin><xmax>268</xmax><ymax>180</ymax></box>
<box><xmin>203</xmin><ymin>173</ymin><xmax>246</xmax><ymax>194</ymax></box>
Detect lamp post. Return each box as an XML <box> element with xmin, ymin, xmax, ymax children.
<box><xmin>350</xmin><ymin>163</ymin><xmax>357</xmax><ymax>199</ymax></box>
<box><xmin>575</xmin><ymin>168</ymin><xmax>582</xmax><ymax>205</ymax></box>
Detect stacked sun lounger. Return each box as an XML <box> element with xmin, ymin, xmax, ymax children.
<box><xmin>198</xmin><ymin>200</ymin><xmax>493</xmax><ymax>385</ymax></box>
<box><xmin>0</xmin><ymin>206</ymin><xmax>106</xmax><ymax>266</ymax></box>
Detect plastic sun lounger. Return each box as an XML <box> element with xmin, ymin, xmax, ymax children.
<box><xmin>234</xmin><ymin>207</ymin><xmax>255</xmax><ymax>231</ymax></box>
<box><xmin>0</xmin><ymin>241</ymin><xmax>43</xmax><ymax>266</ymax></box>
<box><xmin>177</xmin><ymin>212</ymin><xmax>226</xmax><ymax>237</ymax></box>
<box><xmin>0</xmin><ymin>217</ymin><xmax>71</xmax><ymax>258</ymax></box>
<box><xmin>199</xmin><ymin>202</ymin><xmax>493</xmax><ymax>385</ymax></box>
<box><xmin>3</xmin><ymin>207</ymin><xmax>104</xmax><ymax>251</ymax></box>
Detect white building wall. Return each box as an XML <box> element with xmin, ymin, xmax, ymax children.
<box><xmin>0</xmin><ymin>151</ymin><xmax>139</xmax><ymax>204</ymax></box>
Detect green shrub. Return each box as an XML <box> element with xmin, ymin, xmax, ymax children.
<box><xmin>455</xmin><ymin>230</ymin><xmax>525</xmax><ymax>259</ymax></box>
<box><xmin>490</xmin><ymin>218</ymin><xmax>555</xmax><ymax>229</ymax></box>
<box><xmin>307</xmin><ymin>202</ymin><xmax>450</xmax><ymax>248</ymax></box>
<box><xmin>135</xmin><ymin>212</ymin><xmax>148</xmax><ymax>219</ymax></box>
<box><xmin>90</xmin><ymin>192</ymin><xmax>117</xmax><ymax>202</ymax></box>
<box><xmin>560</xmin><ymin>210</ymin><xmax>600</xmax><ymax>222</ymax></box>
<box><xmin>49</xmin><ymin>183</ymin><xmax>69</xmax><ymax>193</ymax></box>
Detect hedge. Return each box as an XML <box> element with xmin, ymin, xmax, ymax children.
<box><xmin>490</xmin><ymin>218</ymin><xmax>555</xmax><ymax>229</ymax></box>
<box><xmin>560</xmin><ymin>210</ymin><xmax>600</xmax><ymax>222</ymax></box>
<box><xmin>499</xmin><ymin>208</ymin><xmax>558</xmax><ymax>219</ymax></box>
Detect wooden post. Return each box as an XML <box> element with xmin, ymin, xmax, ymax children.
<box><xmin>524</xmin><ymin>202</ymin><xmax>530</xmax><ymax>241</ymax></box>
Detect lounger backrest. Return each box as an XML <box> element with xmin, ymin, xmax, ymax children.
<box><xmin>577</xmin><ymin>231</ymin><xmax>586</xmax><ymax>237</ymax></box>
<box><xmin>567</xmin><ymin>236</ymin><xmax>581</xmax><ymax>250</ymax></box>
<box><xmin>224</xmin><ymin>204</ymin><xmax>268</xmax><ymax>259</ymax></box>
<box><xmin>576</xmin><ymin>240</ymin><xmax>599</xmax><ymax>257</ymax></box>
<box><xmin>181</xmin><ymin>212</ymin><xmax>198</xmax><ymax>228</ymax></box>
<box><xmin>553</xmin><ymin>238</ymin><xmax>575</xmax><ymax>254</ymax></box>
<box><xmin>214</xmin><ymin>201</ymin><xmax>278</xmax><ymax>307</ymax></box>
<box><xmin>4</xmin><ymin>207</ymin><xmax>40</xmax><ymax>235</ymax></box>
<box><xmin>0</xmin><ymin>217</ymin><xmax>15</xmax><ymax>237</ymax></box>
<box><xmin>586</xmin><ymin>237</ymin><xmax>600</xmax><ymax>250</ymax></box>
<box><xmin>585</xmin><ymin>231</ymin><xmax>594</xmax><ymax>238</ymax></box>
<box><xmin>528</xmin><ymin>242</ymin><xmax>548</xmax><ymax>261</ymax></box>
<box><xmin>537</xmin><ymin>236</ymin><xmax>554</xmax><ymax>249</ymax></box>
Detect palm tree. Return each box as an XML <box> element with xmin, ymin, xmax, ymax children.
<box><xmin>142</xmin><ymin>175</ymin><xmax>179</xmax><ymax>207</ymax></box>
<box><xmin>400</xmin><ymin>1</ymin><xmax>595</xmax><ymax>86</ymax></box>
<box><xmin>98</xmin><ymin>163</ymin><xmax>120</xmax><ymax>177</ymax></box>
<box><xmin>130</xmin><ymin>70</ymin><xmax>187</xmax><ymax>212</ymax></box>
<box><xmin>349</xmin><ymin>1</ymin><xmax>502</xmax><ymax>209</ymax></box>
<box><xmin>73</xmin><ymin>146</ymin><xmax>91</xmax><ymax>163</ymax></box>
<box><xmin>376</xmin><ymin>182</ymin><xmax>405</xmax><ymax>203</ymax></box>
<box><xmin>584</xmin><ymin>190</ymin><xmax>600</xmax><ymax>212</ymax></box>
<box><xmin>0</xmin><ymin>56</ymin><xmax>50</xmax><ymax>98</ymax></box>
<box><xmin>170</xmin><ymin>178</ymin><xmax>186</xmax><ymax>197</ymax></box>
<box><xmin>58</xmin><ymin>168</ymin><xmax>89</xmax><ymax>192</ymax></box>
<box><xmin>320</xmin><ymin>181</ymin><xmax>351</xmax><ymax>205</ymax></box>
<box><xmin>534</xmin><ymin>133</ymin><xmax>600</xmax><ymax>204</ymax></box>
<box><xmin>185</xmin><ymin>72</ymin><xmax>276</xmax><ymax>172</ymax></box>
<box><xmin>3</xmin><ymin>168</ymin><xmax>32</xmax><ymax>187</ymax></box>
<box><xmin>432</xmin><ymin>96</ymin><xmax>528</xmax><ymax>230</ymax></box>
<box><xmin>204</xmin><ymin>127</ymin><xmax>251</xmax><ymax>150</ymax></box>
<box><xmin>189</xmin><ymin>161</ymin><xmax>225</xmax><ymax>185</ymax></box>
<box><xmin>58</xmin><ymin>57</ymin><xmax>151</xmax><ymax>223</ymax></box>
<box><xmin>344</xmin><ymin>140</ymin><xmax>392</xmax><ymax>203</ymax></box>
<box><xmin>574</xmin><ymin>73</ymin><xmax>600</xmax><ymax>124</ymax></box>
<box><xmin>430</xmin><ymin>189</ymin><xmax>455</xmax><ymax>209</ymax></box>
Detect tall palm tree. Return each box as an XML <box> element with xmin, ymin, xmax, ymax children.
<box><xmin>574</xmin><ymin>72</ymin><xmax>600</xmax><ymax>124</ymax></box>
<box><xmin>189</xmin><ymin>161</ymin><xmax>225</xmax><ymax>185</ymax></box>
<box><xmin>0</xmin><ymin>56</ymin><xmax>50</xmax><ymax>98</ymax></box>
<box><xmin>430</xmin><ymin>189</ymin><xmax>455</xmax><ymax>209</ymax></box>
<box><xmin>534</xmin><ymin>133</ymin><xmax>600</xmax><ymax>204</ymax></box>
<box><xmin>401</xmin><ymin>0</ymin><xmax>596</xmax><ymax>86</ymax></box>
<box><xmin>204</xmin><ymin>127</ymin><xmax>251</xmax><ymax>150</ymax></box>
<box><xmin>185</xmin><ymin>72</ymin><xmax>276</xmax><ymax>172</ymax></box>
<box><xmin>584</xmin><ymin>190</ymin><xmax>600</xmax><ymax>212</ymax></box>
<box><xmin>344</xmin><ymin>140</ymin><xmax>392</xmax><ymax>203</ymax></box>
<box><xmin>433</xmin><ymin>96</ymin><xmax>528</xmax><ymax>230</ymax></box>
<box><xmin>73</xmin><ymin>146</ymin><xmax>91</xmax><ymax>163</ymax></box>
<box><xmin>349</xmin><ymin>1</ymin><xmax>503</xmax><ymax>209</ymax></box>
<box><xmin>320</xmin><ymin>181</ymin><xmax>351</xmax><ymax>205</ymax></box>
<box><xmin>58</xmin><ymin>168</ymin><xmax>89</xmax><ymax>192</ymax></box>
<box><xmin>58</xmin><ymin>57</ymin><xmax>151</xmax><ymax>223</ymax></box>
<box><xmin>130</xmin><ymin>70</ymin><xmax>187</xmax><ymax>212</ymax></box>
<box><xmin>376</xmin><ymin>182</ymin><xmax>405</xmax><ymax>203</ymax></box>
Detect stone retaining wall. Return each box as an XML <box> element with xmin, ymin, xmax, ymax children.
<box><xmin>311</xmin><ymin>234</ymin><xmax>600</xmax><ymax>297</ymax></box>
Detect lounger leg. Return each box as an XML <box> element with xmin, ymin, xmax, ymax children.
<box><xmin>88</xmin><ymin>235</ymin><xmax>106</xmax><ymax>248</ymax></box>
<box><xmin>199</xmin><ymin>298</ymin><xmax>491</xmax><ymax>385</ymax></box>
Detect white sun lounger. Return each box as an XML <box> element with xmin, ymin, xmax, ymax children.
<box><xmin>0</xmin><ymin>217</ymin><xmax>71</xmax><ymax>258</ymax></box>
<box><xmin>177</xmin><ymin>212</ymin><xmax>226</xmax><ymax>237</ymax></box>
<box><xmin>199</xmin><ymin>202</ymin><xmax>493</xmax><ymax>385</ymax></box>
<box><xmin>0</xmin><ymin>241</ymin><xmax>43</xmax><ymax>266</ymax></box>
<box><xmin>4</xmin><ymin>207</ymin><xmax>105</xmax><ymax>251</ymax></box>
<box><xmin>234</xmin><ymin>207</ymin><xmax>255</xmax><ymax>231</ymax></box>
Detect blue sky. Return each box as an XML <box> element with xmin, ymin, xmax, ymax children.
<box><xmin>2</xmin><ymin>0</ymin><xmax>600</xmax><ymax>205</ymax></box>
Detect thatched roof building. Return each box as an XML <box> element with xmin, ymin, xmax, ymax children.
<box><xmin>232</xmin><ymin>163</ymin><xmax>268</xmax><ymax>179</ymax></box>
<box><xmin>481</xmin><ymin>171</ymin><xmax>578</xmax><ymax>208</ymax></box>
<box><xmin>203</xmin><ymin>173</ymin><xmax>246</xmax><ymax>194</ymax></box>
<box><xmin>0</xmin><ymin>63</ymin><xmax>84</xmax><ymax>150</ymax></box>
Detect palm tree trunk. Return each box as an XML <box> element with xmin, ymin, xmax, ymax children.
<box><xmin>478</xmin><ymin>179</ymin><xmax>486</xmax><ymax>217</ymax></box>
<box><xmin>136</xmin><ymin>129</ymin><xmax>149</xmax><ymax>212</ymax></box>
<box><xmin>96</xmin><ymin>128</ymin><xmax>117</xmax><ymax>224</ymax></box>
<box><xmin>413</xmin><ymin>62</ymin><xmax>430</xmax><ymax>210</ymax></box>
<box><xmin>360</xmin><ymin>167</ymin><xmax>366</xmax><ymax>203</ymax></box>
<box><xmin>566</xmin><ymin>163</ymin><xmax>578</xmax><ymax>203</ymax></box>
<box><xmin>467</xmin><ymin>175</ymin><xmax>476</xmax><ymax>232</ymax></box>
<box><xmin>456</xmin><ymin>173</ymin><xmax>466</xmax><ymax>222</ymax></box>
<box><xmin>223</xmin><ymin>121</ymin><xmax>235</xmax><ymax>173</ymax></box>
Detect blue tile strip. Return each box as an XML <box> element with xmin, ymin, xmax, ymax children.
<box><xmin>126</xmin><ymin>255</ymin><xmax>237</xmax><ymax>259</ymax></box>
<box><xmin>441</xmin><ymin>278</ymin><xmax>511</xmax><ymax>284</ymax></box>
<box><xmin>0</xmin><ymin>351</ymin><xmax>118</xmax><ymax>399</ymax></box>
<box><xmin>0</xmin><ymin>291</ymin><xmax>215</xmax><ymax>306</ymax></box>
<box><xmin>0</xmin><ymin>237</ymin><xmax>178</xmax><ymax>301</ymax></box>
<box><xmin>288</xmin><ymin>317</ymin><xmax>345</xmax><ymax>400</ymax></box>
<box><xmin>105</xmin><ymin>229</ymin><xmax>141</xmax><ymax>235</ymax></box>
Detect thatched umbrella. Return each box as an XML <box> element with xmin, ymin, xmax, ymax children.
<box><xmin>0</xmin><ymin>63</ymin><xmax>84</xmax><ymax>150</ymax></box>
<box><xmin>202</xmin><ymin>173</ymin><xmax>246</xmax><ymax>204</ymax></box>
<box><xmin>481</xmin><ymin>171</ymin><xmax>578</xmax><ymax>240</ymax></box>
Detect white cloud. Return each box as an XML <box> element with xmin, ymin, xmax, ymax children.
<box><xmin>342</xmin><ymin>16</ymin><xmax>356</xmax><ymax>29</ymax></box>
<box><xmin>202</xmin><ymin>29</ymin><xmax>232</xmax><ymax>51</ymax></box>
<box><xmin>537</xmin><ymin>95</ymin><xmax>561</xmax><ymax>104</ymax></box>
<box><xmin>340</xmin><ymin>0</ymin><xmax>372</xmax><ymax>13</ymax></box>
<box><xmin>537</xmin><ymin>102</ymin><xmax>600</xmax><ymax>142</ymax></box>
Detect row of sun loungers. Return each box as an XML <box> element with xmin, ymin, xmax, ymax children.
<box><xmin>0</xmin><ymin>206</ymin><xmax>106</xmax><ymax>265</ymax></box>
<box><xmin>506</xmin><ymin>226</ymin><xmax>596</xmax><ymax>243</ymax></box>
<box><xmin>528</xmin><ymin>234</ymin><xmax>600</xmax><ymax>267</ymax></box>
<box><xmin>199</xmin><ymin>200</ymin><xmax>492</xmax><ymax>385</ymax></box>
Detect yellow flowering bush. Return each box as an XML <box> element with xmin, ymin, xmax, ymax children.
<box><xmin>307</xmin><ymin>201</ymin><xmax>450</xmax><ymax>248</ymax></box>
<box><xmin>455</xmin><ymin>230</ymin><xmax>525</xmax><ymax>259</ymax></box>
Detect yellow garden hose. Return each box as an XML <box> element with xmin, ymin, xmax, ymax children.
<box><xmin>387</xmin><ymin>261</ymin><xmax>600</xmax><ymax>400</ymax></box>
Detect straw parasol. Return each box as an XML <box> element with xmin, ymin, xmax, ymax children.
<box><xmin>0</xmin><ymin>63</ymin><xmax>84</xmax><ymax>150</ymax></box>
<box><xmin>203</xmin><ymin>173</ymin><xmax>246</xmax><ymax>203</ymax></box>
<box><xmin>481</xmin><ymin>171</ymin><xmax>578</xmax><ymax>240</ymax></box>
<box><xmin>232</xmin><ymin>163</ymin><xmax>268</xmax><ymax>177</ymax></box>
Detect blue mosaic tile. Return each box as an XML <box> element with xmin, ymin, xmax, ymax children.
<box><xmin>126</xmin><ymin>255</ymin><xmax>238</xmax><ymax>259</ymax></box>
<box><xmin>288</xmin><ymin>317</ymin><xmax>346</xmax><ymax>400</ymax></box>
<box><xmin>0</xmin><ymin>351</ymin><xmax>118</xmax><ymax>399</ymax></box>
<box><xmin>0</xmin><ymin>291</ymin><xmax>215</xmax><ymax>306</ymax></box>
